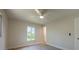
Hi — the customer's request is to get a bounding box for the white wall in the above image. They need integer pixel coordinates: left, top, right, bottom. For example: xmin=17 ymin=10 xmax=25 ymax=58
xmin=46 ymin=16 xmax=74 ymax=50
xmin=0 ymin=10 xmax=8 ymax=50
xmin=7 ymin=19 xmax=44 ymax=49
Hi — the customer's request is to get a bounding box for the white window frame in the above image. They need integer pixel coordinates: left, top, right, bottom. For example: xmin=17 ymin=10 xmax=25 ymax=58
xmin=27 ymin=26 xmax=35 ymax=41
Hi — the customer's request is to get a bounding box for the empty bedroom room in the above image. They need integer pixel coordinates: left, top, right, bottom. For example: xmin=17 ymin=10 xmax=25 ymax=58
xmin=0 ymin=9 xmax=79 ymax=50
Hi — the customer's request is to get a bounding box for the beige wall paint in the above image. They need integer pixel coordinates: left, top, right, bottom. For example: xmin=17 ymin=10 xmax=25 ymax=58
xmin=46 ymin=16 xmax=74 ymax=49
xmin=7 ymin=19 xmax=44 ymax=49
xmin=0 ymin=10 xmax=8 ymax=50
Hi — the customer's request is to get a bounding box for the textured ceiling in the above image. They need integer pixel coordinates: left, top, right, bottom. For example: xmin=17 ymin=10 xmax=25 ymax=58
xmin=5 ymin=9 xmax=79 ymax=25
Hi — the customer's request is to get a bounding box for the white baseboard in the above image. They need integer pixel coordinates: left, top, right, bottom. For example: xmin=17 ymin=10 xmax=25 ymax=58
xmin=46 ymin=43 xmax=70 ymax=50
xmin=8 ymin=42 xmax=42 ymax=49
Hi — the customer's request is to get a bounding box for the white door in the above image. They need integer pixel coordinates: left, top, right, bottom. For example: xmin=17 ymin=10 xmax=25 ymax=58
xmin=74 ymin=17 xmax=79 ymax=49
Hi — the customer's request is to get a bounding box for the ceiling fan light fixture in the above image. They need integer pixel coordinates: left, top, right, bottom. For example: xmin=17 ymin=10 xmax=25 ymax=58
xmin=40 ymin=15 xmax=44 ymax=19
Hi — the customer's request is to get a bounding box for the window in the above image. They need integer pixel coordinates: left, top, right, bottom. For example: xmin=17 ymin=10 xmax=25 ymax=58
xmin=27 ymin=26 xmax=35 ymax=41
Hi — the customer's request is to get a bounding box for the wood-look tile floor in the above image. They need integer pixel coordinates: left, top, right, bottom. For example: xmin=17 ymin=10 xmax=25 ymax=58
xmin=19 ymin=44 xmax=61 ymax=50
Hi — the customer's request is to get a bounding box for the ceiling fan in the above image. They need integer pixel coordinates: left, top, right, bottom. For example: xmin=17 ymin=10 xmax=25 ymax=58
xmin=35 ymin=9 xmax=45 ymax=19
